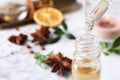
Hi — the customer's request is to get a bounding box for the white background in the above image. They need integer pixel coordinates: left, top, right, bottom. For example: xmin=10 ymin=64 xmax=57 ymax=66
xmin=0 ymin=0 xmax=120 ymax=80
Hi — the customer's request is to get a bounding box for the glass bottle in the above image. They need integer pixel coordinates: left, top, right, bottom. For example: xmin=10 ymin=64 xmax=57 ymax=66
xmin=72 ymin=34 xmax=101 ymax=80
xmin=0 ymin=0 xmax=28 ymax=22
xmin=86 ymin=0 xmax=112 ymax=30
xmin=38 ymin=0 xmax=54 ymax=7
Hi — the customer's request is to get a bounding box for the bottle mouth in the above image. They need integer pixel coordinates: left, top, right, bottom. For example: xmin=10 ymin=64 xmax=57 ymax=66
xmin=76 ymin=33 xmax=95 ymax=44
xmin=75 ymin=33 xmax=101 ymax=58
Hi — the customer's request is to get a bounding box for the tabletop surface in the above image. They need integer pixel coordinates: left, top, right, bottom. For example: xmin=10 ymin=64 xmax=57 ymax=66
xmin=0 ymin=0 xmax=120 ymax=80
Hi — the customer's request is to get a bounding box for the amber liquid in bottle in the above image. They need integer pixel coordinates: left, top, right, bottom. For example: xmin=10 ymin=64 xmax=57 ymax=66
xmin=72 ymin=62 xmax=100 ymax=80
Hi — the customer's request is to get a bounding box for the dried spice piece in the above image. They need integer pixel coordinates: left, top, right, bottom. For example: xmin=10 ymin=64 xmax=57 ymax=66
xmin=15 ymin=27 xmax=19 ymax=31
xmin=8 ymin=34 xmax=28 ymax=45
xmin=28 ymin=50 xmax=34 ymax=54
xmin=26 ymin=44 xmax=31 ymax=49
xmin=31 ymin=26 xmax=50 ymax=45
xmin=40 ymin=46 xmax=46 ymax=50
xmin=45 ymin=52 xmax=72 ymax=76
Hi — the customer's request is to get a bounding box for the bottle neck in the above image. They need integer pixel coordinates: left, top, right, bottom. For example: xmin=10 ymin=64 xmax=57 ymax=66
xmin=74 ymin=34 xmax=101 ymax=63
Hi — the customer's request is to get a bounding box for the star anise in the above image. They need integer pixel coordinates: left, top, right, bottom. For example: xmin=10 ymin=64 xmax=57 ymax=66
xmin=8 ymin=34 xmax=28 ymax=45
xmin=45 ymin=52 xmax=72 ymax=76
xmin=31 ymin=26 xmax=50 ymax=45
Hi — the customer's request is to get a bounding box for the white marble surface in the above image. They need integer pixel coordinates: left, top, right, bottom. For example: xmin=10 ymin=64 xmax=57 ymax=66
xmin=0 ymin=0 xmax=120 ymax=80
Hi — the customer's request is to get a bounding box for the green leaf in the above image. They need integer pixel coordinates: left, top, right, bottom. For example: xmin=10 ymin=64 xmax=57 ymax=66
xmin=36 ymin=59 xmax=42 ymax=65
xmin=34 ymin=53 xmax=48 ymax=65
xmin=50 ymin=37 xmax=61 ymax=43
xmin=54 ymin=27 xmax=64 ymax=36
xmin=44 ymin=56 xmax=49 ymax=61
xmin=112 ymin=36 xmax=120 ymax=48
xmin=48 ymin=51 xmax=54 ymax=56
xmin=62 ymin=21 xmax=68 ymax=31
xmin=65 ymin=33 xmax=76 ymax=39
xmin=108 ymin=48 xmax=114 ymax=52
xmin=102 ymin=42 xmax=109 ymax=49
xmin=101 ymin=36 xmax=120 ymax=56
xmin=34 ymin=53 xmax=41 ymax=59
xmin=103 ymin=52 xmax=109 ymax=56
xmin=34 ymin=52 xmax=55 ymax=65
xmin=112 ymin=48 xmax=120 ymax=55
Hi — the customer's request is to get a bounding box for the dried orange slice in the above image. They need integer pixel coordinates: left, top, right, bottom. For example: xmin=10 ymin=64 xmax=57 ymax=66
xmin=33 ymin=7 xmax=63 ymax=27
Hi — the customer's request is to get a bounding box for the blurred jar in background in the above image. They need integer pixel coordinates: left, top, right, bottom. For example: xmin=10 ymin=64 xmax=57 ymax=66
xmin=91 ymin=0 xmax=120 ymax=41
xmin=0 ymin=0 xmax=28 ymax=22
xmin=38 ymin=0 xmax=54 ymax=7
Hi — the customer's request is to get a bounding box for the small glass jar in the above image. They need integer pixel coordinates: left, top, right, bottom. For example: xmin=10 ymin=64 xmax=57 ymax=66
xmin=72 ymin=34 xmax=101 ymax=80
